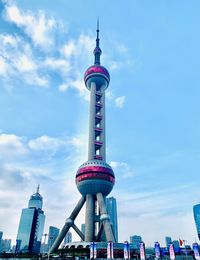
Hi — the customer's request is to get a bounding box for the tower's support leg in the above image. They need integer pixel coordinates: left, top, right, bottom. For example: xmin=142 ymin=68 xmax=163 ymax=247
xmin=48 ymin=196 xmax=86 ymax=255
xmin=96 ymin=193 xmax=115 ymax=242
xmin=96 ymin=223 xmax=103 ymax=241
xmin=85 ymin=194 xmax=95 ymax=241
xmin=72 ymin=223 xmax=85 ymax=241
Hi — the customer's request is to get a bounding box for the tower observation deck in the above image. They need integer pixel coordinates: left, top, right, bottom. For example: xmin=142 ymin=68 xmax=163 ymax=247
xmin=49 ymin=22 xmax=116 ymax=254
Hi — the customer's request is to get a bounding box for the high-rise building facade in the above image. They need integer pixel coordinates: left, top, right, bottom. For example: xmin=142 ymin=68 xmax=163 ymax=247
xmin=81 ymin=224 xmax=85 ymax=237
xmin=1 ymin=239 xmax=11 ymax=252
xmin=193 ymin=203 xmax=200 ymax=240
xmin=165 ymin=236 xmax=172 ymax=248
xmin=130 ymin=235 xmax=142 ymax=249
xmin=172 ymin=240 xmax=180 ymax=250
xmin=16 ymin=185 xmax=45 ymax=254
xmin=64 ymin=232 xmax=72 ymax=244
xmin=106 ymin=197 xmax=118 ymax=242
xmin=48 ymin=226 xmax=59 ymax=251
xmin=0 ymin=231 xmax=3 ymax=253
xmin=49 ymin=23 xmax=117 ymax=254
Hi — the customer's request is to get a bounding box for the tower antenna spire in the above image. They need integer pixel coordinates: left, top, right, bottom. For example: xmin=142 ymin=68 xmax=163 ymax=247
xmin=97 ymin=17 xmax=99 ymax=42
xmin=37 ymin=184 xmax=40 ymax=193
xmin=94 ymin=17 xmax=102 ymax=65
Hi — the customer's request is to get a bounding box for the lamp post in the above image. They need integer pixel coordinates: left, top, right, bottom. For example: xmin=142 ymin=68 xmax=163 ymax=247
xmin=42 ymin=233 xmax=49 ymax=257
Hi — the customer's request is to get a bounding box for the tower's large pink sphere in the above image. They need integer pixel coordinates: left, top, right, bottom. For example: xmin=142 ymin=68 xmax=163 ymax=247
xmin=76 ymin=160 xmax=115 ymax=196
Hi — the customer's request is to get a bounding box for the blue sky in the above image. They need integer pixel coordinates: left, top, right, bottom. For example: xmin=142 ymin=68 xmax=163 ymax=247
xmin=0 ymin=0 xmax=200 ymax=246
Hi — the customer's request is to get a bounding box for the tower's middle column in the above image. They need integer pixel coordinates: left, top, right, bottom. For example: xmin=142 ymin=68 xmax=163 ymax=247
xmin=88 ymin=82 xmax=96 ymax=160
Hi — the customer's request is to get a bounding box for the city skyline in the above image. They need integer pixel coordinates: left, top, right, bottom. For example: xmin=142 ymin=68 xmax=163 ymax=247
xmin=0 ymin=0 xmax=200 ymax=246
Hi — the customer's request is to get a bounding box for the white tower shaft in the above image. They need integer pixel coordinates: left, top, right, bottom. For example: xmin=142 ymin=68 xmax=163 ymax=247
xmin=88 ymin=83 xmax=106 ymax=161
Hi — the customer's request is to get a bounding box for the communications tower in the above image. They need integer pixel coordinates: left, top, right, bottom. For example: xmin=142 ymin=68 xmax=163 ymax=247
xmin=49 ymin=22 xmax=116 ymax=254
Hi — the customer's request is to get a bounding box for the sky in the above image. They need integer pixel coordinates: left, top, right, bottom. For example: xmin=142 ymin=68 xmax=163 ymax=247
xmin=0 ymin=0 xmax=200 ymax=247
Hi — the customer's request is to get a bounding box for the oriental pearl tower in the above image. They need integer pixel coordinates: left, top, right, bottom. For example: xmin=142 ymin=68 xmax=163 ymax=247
xmin=49 ymin=22 xmax=116 ymax=254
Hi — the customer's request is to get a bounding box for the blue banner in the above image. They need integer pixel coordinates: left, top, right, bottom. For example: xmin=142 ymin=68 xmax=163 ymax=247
xmin=193 ymin=243 xmax=200 ymax=260
xmin=154 ymin=242 xmax=161 ymax=259
xmin=124 ymin=241 xmax=130 ymax=259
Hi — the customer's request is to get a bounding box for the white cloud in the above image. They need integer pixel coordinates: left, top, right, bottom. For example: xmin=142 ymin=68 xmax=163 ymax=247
xmin=0 ymin=34 xmax=49 ymax=87
xmin=1 ymin=3 xmax=129 ymax=101
xmin=61 ymin=34 xmax=94 ymax=58
xmin=110 ymin=160 xmax=135 ymax=179
xmin=4 ymin=4 xmax=59 ymax=48
xmin=59 ymin=83 xmax=70 ymax=92
xmin=28 ymin=73 xmax=49 ymax=87
xmin=59 ymin=78 xmax=89 ymax=100
xmin=106 ymin=90 xmax=114 ymax=100
xmin=115 ymin=96 xmax=126 ymax=108
xmin=44 ymin=57 xmax=71 ymax=75
xmin=61 ymin=40 xmax=77 ymax=58
xmin=116 ymin=43 xmax=128 ymax=54
xmin=15 ymin=54 xmax=36 ymax=72
xmin=28 ymin=135 xmax=65 ymax=151
xmin=108 ymin=61 xmax=120 ymax=71
xmin=0 ymin=134 xmax=27 ymax=158
xmin=0 ymin=56 xmax=8 ymax=75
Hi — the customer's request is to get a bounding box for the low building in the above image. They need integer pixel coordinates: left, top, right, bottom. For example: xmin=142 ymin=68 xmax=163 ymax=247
xmin=130 ymin=235 xmax=142 ymax=249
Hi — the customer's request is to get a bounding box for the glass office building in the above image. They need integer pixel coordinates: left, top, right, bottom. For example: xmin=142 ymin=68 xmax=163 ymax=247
xmin=16 ymin=186 xmax=45 ymax=253
xmin=47 ymin=226 xmax=59 ymax=251
xmin=64 ymin=231 xmax=72 ymax=244
xmin=194 ymin=203 xmax=200 ymax=240
xmin=106 ymin=197 xmax=118 ymax=242
xmin=165 ymin=236 xmax=172 ymax=247
xmin=0 ymin=231 xmax=3 ymax=253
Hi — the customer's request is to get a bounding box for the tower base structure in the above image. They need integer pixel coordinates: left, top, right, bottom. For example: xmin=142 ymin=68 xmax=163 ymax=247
xmin=50 ymin=242 xmax=136 ymax=259
xmin=48 ymin=193 xmax=115 ymax=254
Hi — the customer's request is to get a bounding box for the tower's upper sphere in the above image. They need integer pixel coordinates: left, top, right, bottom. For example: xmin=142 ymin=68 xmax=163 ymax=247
xmin=84 ymin=65 xmax=110 ymax=91
xmin=76 ymin=160 xmax=115 ymax=196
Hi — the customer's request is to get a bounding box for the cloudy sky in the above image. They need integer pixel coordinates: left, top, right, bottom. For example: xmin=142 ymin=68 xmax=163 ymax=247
xmin=0 ymin=0 xmax=200 ymax=247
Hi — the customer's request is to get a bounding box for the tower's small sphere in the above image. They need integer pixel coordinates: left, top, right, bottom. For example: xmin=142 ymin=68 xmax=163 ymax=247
xmin=84 ymin=65 xmax=110 ymax=91
xmin=76 ymin=160 xmax=115 ymax=196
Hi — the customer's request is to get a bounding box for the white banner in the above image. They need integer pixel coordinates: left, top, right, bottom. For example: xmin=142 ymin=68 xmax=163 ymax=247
xmin=169 ymin=243 xmax=176 ymax=260
xmin=90 ymin=242 xmax=94 ymax=259
xmin=93 ymin=242 xmax=97 ymax=259
xmin=110 ymin=242 xmax=114 ymax=259
xmin=107 ymin=242 xmax=114 ymax=259
xmin=140 ymin=242 xmax=146 ymax=260
xmin=90 ymin=242 xmax=97 ymax=259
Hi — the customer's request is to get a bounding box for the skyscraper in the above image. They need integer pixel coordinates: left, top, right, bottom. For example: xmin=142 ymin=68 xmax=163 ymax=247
xmin=49 ymin=22 xmax=116 ymax=254
xmin=16 ymin=185 xmax=45 ymax=254
xmin=1 ymin=239 xmax=11 ymax=253
xmin=64 ymin=232 xmax=72 ymax=244
xmin=0 ymin=231 xmax=3 ymax=253
xmin=48 ymin=226 xmax=59 ymax=251
xmin=172 ymin=240 xmax=180 ymax=250
xmin=193 ymin=203 xmax=200 ymax=240
xmin=81 ymin=224 xmax=85 ymax=237
xmin=106 ymin=197 xmax=118 ymax=242
xmin=165 ymin=236 xmax=172 ymax=248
